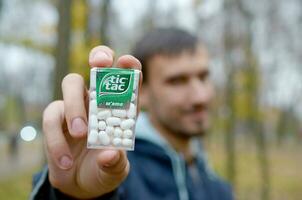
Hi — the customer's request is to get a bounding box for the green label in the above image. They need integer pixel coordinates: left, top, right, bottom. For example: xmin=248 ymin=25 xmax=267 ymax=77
xmin=96 ymin=68 xmax=134 ymax=109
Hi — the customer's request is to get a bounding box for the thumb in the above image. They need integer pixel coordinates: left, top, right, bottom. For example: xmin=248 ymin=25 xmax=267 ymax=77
xmin=97 ymin=150 xmax=130 ymax=176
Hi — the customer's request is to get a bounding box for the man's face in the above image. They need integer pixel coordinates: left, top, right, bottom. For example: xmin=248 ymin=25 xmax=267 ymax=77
xmin=143 ymin=47 xmax=214 ymax=138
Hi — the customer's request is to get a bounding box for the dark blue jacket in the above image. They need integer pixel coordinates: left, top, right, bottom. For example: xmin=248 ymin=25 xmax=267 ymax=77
xmin=30 ymin=113 xmax=233 ymax=200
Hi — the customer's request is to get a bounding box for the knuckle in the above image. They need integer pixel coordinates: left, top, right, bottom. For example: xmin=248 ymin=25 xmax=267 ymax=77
xmin=42 ymin=101 xmax=63 ymax=132
xmin=49 ymin=174 xmax=62 ymax=189
xmin=47 ymin=139 xmax=65 ymax=155
xmin=42 ymin=115 xmax=55 ymax=132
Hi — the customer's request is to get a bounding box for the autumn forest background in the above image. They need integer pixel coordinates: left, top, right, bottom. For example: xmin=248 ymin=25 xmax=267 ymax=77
xmin=0 ymin=0 xmax=301 ymax=199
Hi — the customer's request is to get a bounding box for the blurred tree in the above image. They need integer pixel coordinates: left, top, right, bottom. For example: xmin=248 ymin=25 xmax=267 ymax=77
xmin=223 ymin=0 xmax=238 ymax=188
xmin=245 ymin=54 xmax=270 ymax=200
xmin=276 ymin=108 xmax=299 ymax=145
xmin=236 ymin=0 xmax=270 ymax=198
xmin=144 ymin=0 xmax=157 ymax=29
xmin=69 ymin=0 xmax=90 ymax=82
xmin=68 ymin=0 xmax=114 ymax=84
xmin=222 ymin=0 xmax=271 ymax=198
xmin=3 ymin=94 xmax=25 ymax=160
xmin=3 ymin=95 xmax=25 ymax=133
xmin=0 ymin=0 xmax=2 ymax=15
xmin=53 ymin=0 xmax=72 ymax=100
xmin=100 ymin=0 xmax=111 ymax=46
xmin=131 ymin=0 xmax=157 ymax=34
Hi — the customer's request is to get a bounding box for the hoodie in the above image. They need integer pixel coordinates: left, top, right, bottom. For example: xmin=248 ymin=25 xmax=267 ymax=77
xmin=30 ymin=112 xmax=233 ymax=200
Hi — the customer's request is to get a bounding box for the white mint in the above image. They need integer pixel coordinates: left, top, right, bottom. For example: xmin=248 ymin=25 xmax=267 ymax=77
xmin=123 ymin=129 xmax=133 ymax=138
xmin=99 ymin=131 xmax=110 ymax=145
xmin=127 ymin=103 xmax=136 ymax=119
xmin=133 ymin=72 xmax=139 ymax=90
xmin=88 ymin=130 xmax=98 ymax=144
xmin=121 ymin=119 xmax=135 ymax=130
xmin=89 ymin=115 xmax=98 ymax=130
xmin=106 ymin=117 xmax=122 ymax=126
xmin=131 ymin=93 xmax=136 ymax=102
xmin=122 ymin=138 xmax=133 ymax=147
xmin=89 ymin=100 xmax=98 ymax=114
xmin=112 ymin=138 xmax=122 ymax=146
xmin=105 ymin=126 xmax=114 ymax=135
xmin=114 ymin=127 xmax=123 ymax=137
xmin=90 ymin=91 xmax=96 ymax=99
xmin=112 ymin=109 xmax=127 ymax=118
xmin=97 ymin=109 xmax=111 ymax=120
xmin=90 ymin=70 xmax=96 ymax=89
xmin=98 ymin=121 xmax=106 ymax=130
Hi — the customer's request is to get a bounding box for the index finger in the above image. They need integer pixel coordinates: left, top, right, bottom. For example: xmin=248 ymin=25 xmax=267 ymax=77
xmin=62 ymin=73 xmax=88 ymax=138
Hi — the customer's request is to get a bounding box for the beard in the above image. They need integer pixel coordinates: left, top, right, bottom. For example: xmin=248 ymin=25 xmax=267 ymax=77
xmin=153 ymin=108 xmax=207 ymax=140
xmin=147 ymin=90 xmax=209 ymax=140
xmin=164 ymin=119 xmax=206 ymax=139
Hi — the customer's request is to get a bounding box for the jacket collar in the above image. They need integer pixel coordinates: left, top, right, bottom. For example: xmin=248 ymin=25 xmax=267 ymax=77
xmin=135 ymin=112 xmax=218 ymax=180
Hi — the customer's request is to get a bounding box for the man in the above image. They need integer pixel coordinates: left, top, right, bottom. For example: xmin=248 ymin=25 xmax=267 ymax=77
xmin=31 ymin=27 xmax=233 ymax=200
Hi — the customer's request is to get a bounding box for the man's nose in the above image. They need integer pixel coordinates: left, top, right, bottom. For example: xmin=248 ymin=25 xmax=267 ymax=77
xmin=188 ymin=79 xmax=213 ymax=104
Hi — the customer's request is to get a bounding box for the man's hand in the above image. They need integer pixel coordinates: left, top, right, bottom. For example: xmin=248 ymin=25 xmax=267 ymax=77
xmin=43 ymin=46 xmax=142 ymax=199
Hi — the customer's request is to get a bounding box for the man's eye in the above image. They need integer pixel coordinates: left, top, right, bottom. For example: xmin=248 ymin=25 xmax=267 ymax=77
xmin=199 ymin=71 xmax=210 ymax=82
xmin=167 ymin=76 xmax=188 ymax=85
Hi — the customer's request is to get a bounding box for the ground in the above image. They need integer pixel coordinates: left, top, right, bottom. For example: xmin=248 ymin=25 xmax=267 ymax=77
xmin=0 ymin=135 xmax=301 ymax=200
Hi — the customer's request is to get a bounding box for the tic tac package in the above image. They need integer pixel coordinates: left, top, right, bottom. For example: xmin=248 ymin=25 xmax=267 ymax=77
xmin=87 ymin=67 xmax=140 ymax=150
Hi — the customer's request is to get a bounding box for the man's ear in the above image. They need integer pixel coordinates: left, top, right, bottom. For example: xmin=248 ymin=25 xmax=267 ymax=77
xmin=139 ymin=84 xmax=150 ymax=110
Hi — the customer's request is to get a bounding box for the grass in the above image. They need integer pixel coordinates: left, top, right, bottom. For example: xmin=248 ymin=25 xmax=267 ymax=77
xmin=206 ymin=134 xmax=302 ymax=200
xmin=0 ymin=167 xmax=39 ymax=200
xmin=0 ymin=138 xmax=43 ymax=200
xmin=0 ymin=136 xmax=301 ymax=199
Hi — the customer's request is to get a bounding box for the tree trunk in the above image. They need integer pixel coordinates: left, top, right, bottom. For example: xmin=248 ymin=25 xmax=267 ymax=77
xmin=53 ymin=0 xmax=72 ymax=100
xmin=236 ymin=0 xmax=271 ymax=199
xmin=223 ymin=0 xmax=238 ymax=188
xmin=100 ymin=0 xmax=111 ymax=45
xmin=0 ymin=0 xmax=2 ymax=16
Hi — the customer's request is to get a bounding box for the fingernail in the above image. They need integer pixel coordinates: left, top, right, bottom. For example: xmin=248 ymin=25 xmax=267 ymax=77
xmin=93 ymin=51 xmax=110 ymax=61
xmin=59 ymin=155 xmax=73 ymax=170
xmin=71 ymin=117 xmax=87 ymax=136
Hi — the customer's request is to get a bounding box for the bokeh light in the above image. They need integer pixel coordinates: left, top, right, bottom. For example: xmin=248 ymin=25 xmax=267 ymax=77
xmin=20 ymin=126 xmax=37 ymax=142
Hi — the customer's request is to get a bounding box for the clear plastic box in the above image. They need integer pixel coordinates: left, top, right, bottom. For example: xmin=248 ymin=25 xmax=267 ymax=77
xmin=87 ymin=67 xmax=140 ymax=150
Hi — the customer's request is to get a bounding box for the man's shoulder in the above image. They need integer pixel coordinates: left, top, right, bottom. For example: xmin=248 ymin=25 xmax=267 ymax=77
xmin=207 ymin=175 xmax=234 ymax=200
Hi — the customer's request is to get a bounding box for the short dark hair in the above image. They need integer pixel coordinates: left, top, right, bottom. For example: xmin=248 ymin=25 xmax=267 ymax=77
xmin=132 ymin=27 xmax=199 ymax=83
